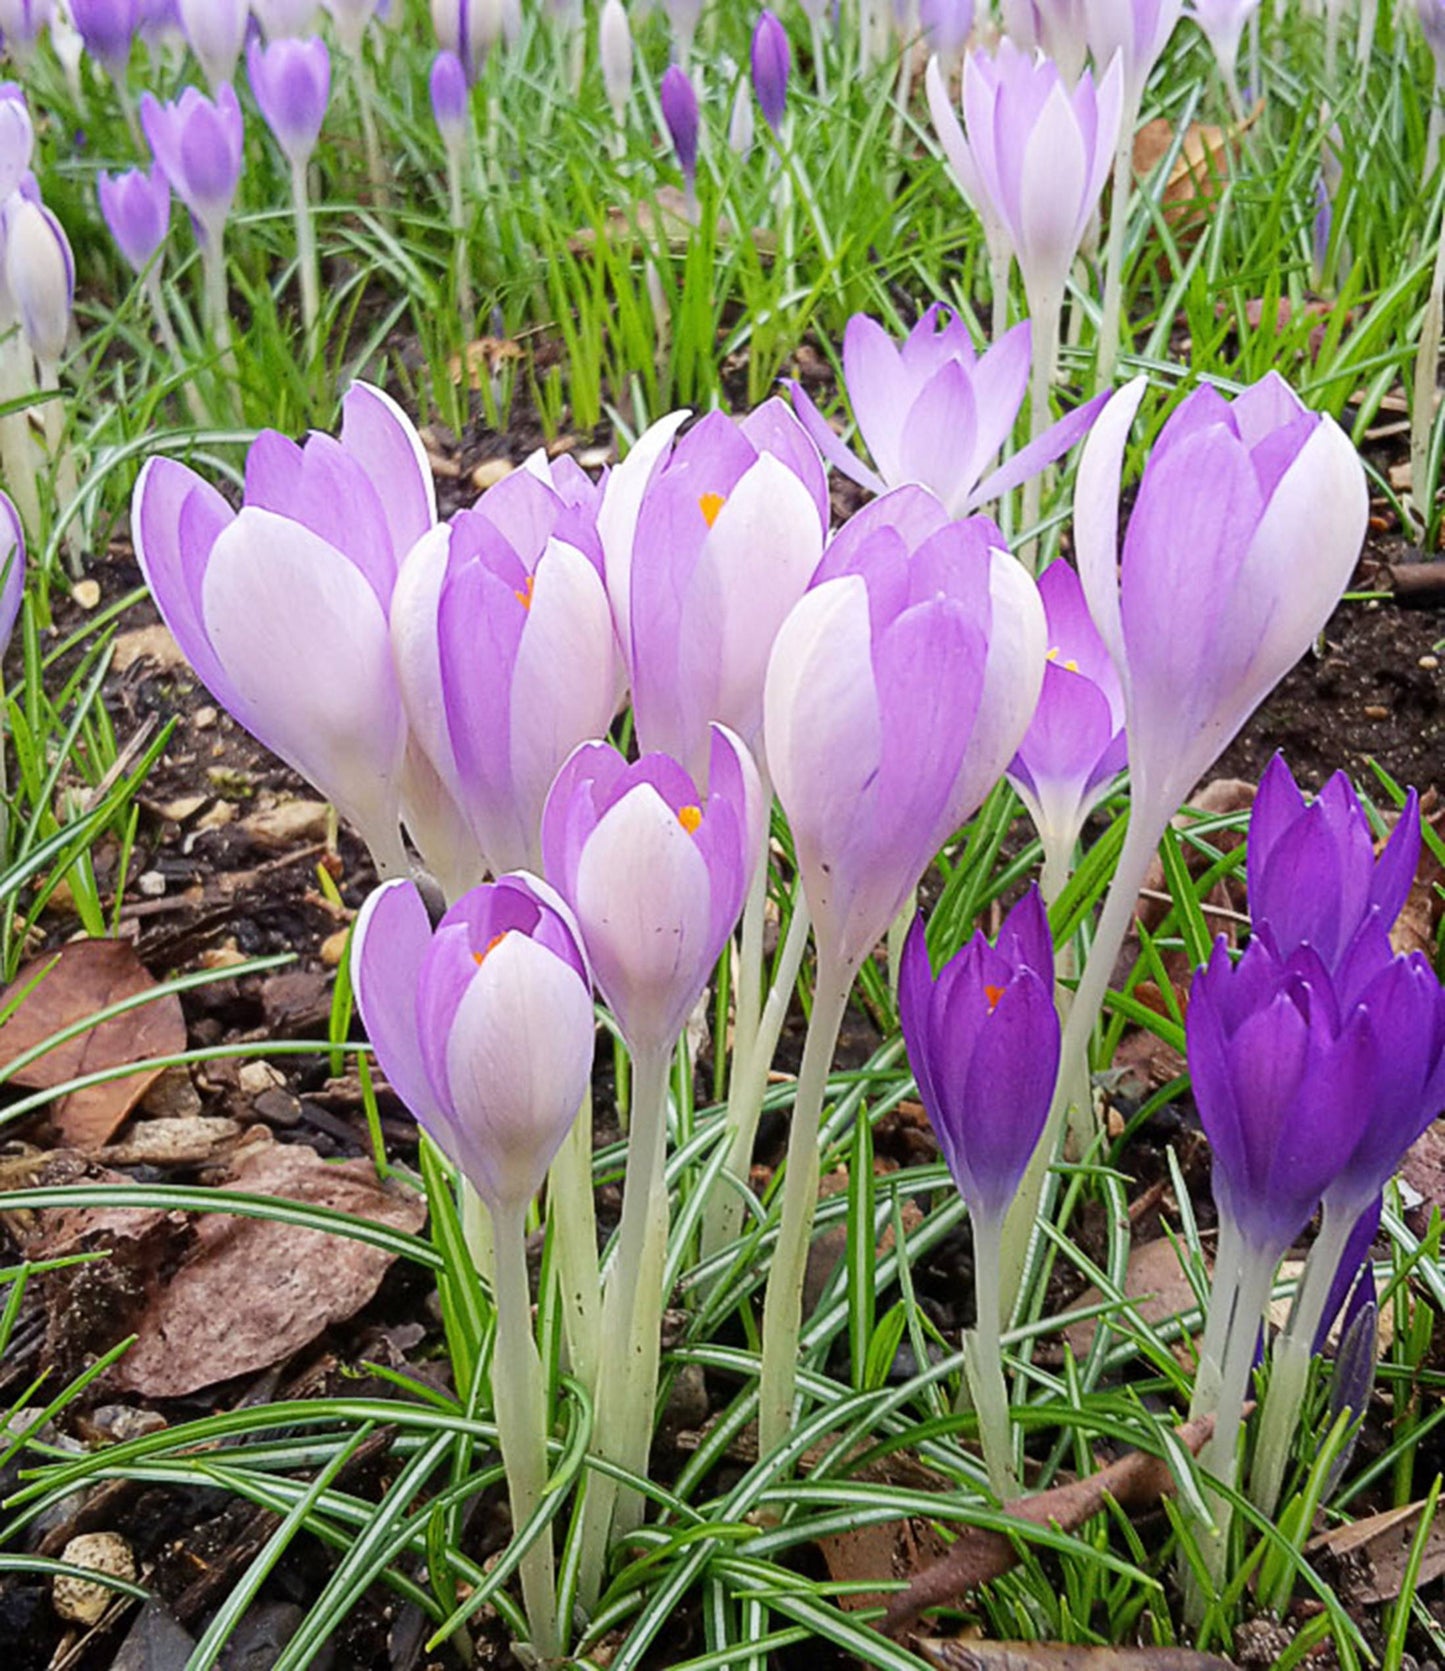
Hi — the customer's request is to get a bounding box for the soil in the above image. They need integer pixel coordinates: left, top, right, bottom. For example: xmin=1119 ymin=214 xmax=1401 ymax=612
xmin=1 ymin=384 xmax=1444 ymax=1671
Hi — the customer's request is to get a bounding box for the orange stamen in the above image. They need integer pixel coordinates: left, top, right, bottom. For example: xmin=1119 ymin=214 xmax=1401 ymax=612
xmin=514 ymin=574 xmax=535 ymax=610
xmin=473 ymin=931 xmax=510 ymax=966
xmin=678 ymin=804 xmax=703 ymax=834
xmin=699 ymin=491 xmax=726 ymax=529
xmin=984 ymin=983 xmax=1006 ymax=1011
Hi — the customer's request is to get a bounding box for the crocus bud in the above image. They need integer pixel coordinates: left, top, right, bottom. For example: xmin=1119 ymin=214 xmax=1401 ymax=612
xmin=660 ymin=63 xmax=698 ymax=196
xmin=1074 ymin=374 xmax=1368 ymax=844
xmin=1421 ymin=0 xmax=1445 ymax=84
xmin=542 ymin=727 xmax=763 ymax=1057
xmin=0 ymin=0 xmax=54 ymax=67
xmin=252 ymin=0 xmax=319 ymax=37
xmin=1187 ymin=0 xmax=1262 ymax=104
xmin=131 ymin=383 xmax=439 ymax=877
xmin=728 ymin=74 xmax=754 ymax=158
xmin=900 ymin=890 xmax=1060 ymax=1226
xmin=1084 ymin=0 xmax=1183 ymax=112
xmin=0 ymin=490 xmax=24 ymax=657
xmin=97 ymin=165 xmax=171 ymax=273
xmin=140 ymin=81 xmax=245 ymax=249
xmin=789 ymin=307 xmax=1105 ymax=518
xmin=599 ymin=0 xmax=632 ymax=127
xmin=429 ymin=48 xmax=468 ymax=148
xmin=247 ymin=33 xmax=332 ymax=168
xmin=0 ymin=88 xmax=32 ymax=202
xmin=4 ymin=198 xmax=72 ymax=366
xmin=663 ymin=0 xmax=702 ymax=61
xmin=919 ymin=0 xmax=974 ymax=60
xmin=70 ymin=0 xmax=138 ymax=77
xmin=750 ymin=8 xmax=789 ymax=135
xmin=1247 ymin=754 xmax=1420 ymax=974
xmin=352 ymin=875 xmax=595 ymax=1211
xmin=1003 ymin=0 xmax=1089 ymax=80
xmin=323 ymin=0 xmax=380 ymax=57
xmin=177 ymin=0 xmax=247 ymax=89
xmin=430 ymin=0 xmax=502 ymax=82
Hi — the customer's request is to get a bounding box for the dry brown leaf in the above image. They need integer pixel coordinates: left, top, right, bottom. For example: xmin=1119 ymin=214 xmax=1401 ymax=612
xmin=1400 ymin=1121 xmax=1445 ymax=1215
xmin=0 ymin=940 xmax=187 ymax=1148
xmin=1132 ymin=105 xmax=1260 ymax=252
xmin=882 ymin=1415 xmax=1215 ymax=1636
xmin=1307 ymin=1498 xmax=1445 ymax=1607
xmin=111 ymin=1139 xmax=426 ymax=1396
xmin=1061 ymin=1234 xmax=1204 ymax=1364
xmin=818 ymin=1516 xmax=951 ymax=1614
xmin=919 ymin=1643 xmax=1232 ymax=1671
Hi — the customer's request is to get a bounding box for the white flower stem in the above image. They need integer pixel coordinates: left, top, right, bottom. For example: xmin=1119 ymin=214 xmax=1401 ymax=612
xmin=1020 ymin=282 xmax=1062 ymax=573
xmin=445 ymin=140 xmax=474 ymax=333
xmin=37 ymin=357 xmax=80 ymax=576
xmin=0 ymin=329 xmax=38 ymax=539
xmin=758 ymin=947 xmax=856 ymax=1458
xmin=547 ymin=1088 xmax=601 ymax=1394
xmin=965 ymin=1211 xmax=1020 ymax=1499
xmin=1410 ymin=177 xmax=1445 ymax=535
xmin=489 ymin=1199 xmax=561 ymax=1661
xmin=290 ymin=162 xmax=320 ymax=348
xmin=989 ymin=237 xmax=1012 ymax=344
xmin=1096 ymin=100 xmax=1140 ymax=392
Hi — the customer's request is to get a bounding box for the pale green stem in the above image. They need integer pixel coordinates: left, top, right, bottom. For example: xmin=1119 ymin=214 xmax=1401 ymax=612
xmin=758 ymin=949 xmax=856 ymax=1459
xmin=461 ymin=1178 xmax=495 ymax=1291
xmin=445 ymin=139 xmax=474 ymax=332
xmin=290 ymin=162 xmax=319 ymax=346
xmin=700 ymin=892 xmax=812 ymax=1266
xmin=964 ymin=1210 xmax=1020 ymax=1499
xmin=37 ymin=359 xmax=80 ymax=577
xmin=1096 ymin=97 xmax=1141 ymax=392
xmin=1357 ymin=0 xmax=1378 ymax=67
xmin=886 ymin=894 xmax=913 ymax=1005
xmin=201 ymin=235 xmax=235 ymax=395
xmin=366 ymin=818 xmax=413 ymax=883
xmin=1249 ymin=1201 xmax=1355 ymax=1517
xmin=1410 ymin=180 xmax=1445 ymax=535
xmin=351 ymin=47 xmax=390 ymax=219
xmin=547 ymin=1089 xmax=601 ymax=1394
xmin=989 ymin=236 xmax=1012 ymax=345
xmin=811 ymin=16 xmax=828 ymax=101
xmin=0 ymin=330 xmax=40 ymax=540
xmin=1190 ymin=1211 xmax=1245 ymax=1430
xmin=1019 ymin=282 xmax=1062 ymax=573
xmin=730 ymin=844 xmax=770 ymax=1101
xmin=142 ymin=268 xmax=207 ymax=425
xmin=489 ymin=1199 xmax=560 ymax=1661
xmin=1324 ymin=4 xmax=1340 ymax=89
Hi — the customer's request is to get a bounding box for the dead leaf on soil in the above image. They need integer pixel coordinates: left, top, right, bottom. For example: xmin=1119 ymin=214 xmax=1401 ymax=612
xmin=111 ymin=1138 xmax=426 ymax=1397
xmin=1307 ymin=1498 xmax=1445 ymax=1607
xmin=818 ymin=1516 xmax=951 ymax=1614
xmin=1399 ymin=1120 xmax=1445 ymax=1215
xmin=1132 ymin=106 xmax=1260 ymax=252
xmin=918 ymin=1643 xmax=1232 ymax=1671
xmin=0 ymin=940 xmax=186 ymax=1148
xmin=1061 ymin=1233 xmax=1205 ymax=1364
xmin=882 ymin=1414 xmax=1215 ymax=1636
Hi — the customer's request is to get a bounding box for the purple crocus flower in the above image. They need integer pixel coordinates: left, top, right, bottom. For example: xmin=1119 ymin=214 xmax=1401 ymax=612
xmin=131 ymin=383 xmax=440 ymax=879
xmin=920 ymin=0 xmax=975 ymax=60
xmin=352 ymin=874 xmax=595 ymax=1210
xmin=140 ymin=81 xmax=245 ymax=249
xmin=1247 ymin=754 xmax=1420 ymax=974
xmin=253 ymin=0 xmax=319 ymax=36
xmin=176 ymin=0 xmax=246 ymax=89
xmin=750 ymin=9 xmax=789 ymax=135
xmin=599 ymin=400 xmax=828 ymax=784
xmin=789 ymin=308 xmax=1105 ymax=519
xmin=389 ymin=457 xmax=620 ymax=882
xmin=248 ymin=33 xmax=332 ymax=168
xmin=1006 ymin=559 xmax=1126 ymax=897
xmin=1085 ymin=0 xmax=1184 ymax=110
xmin=765 ymin=492 xmax=1045 ymax=974
xmin=430 ymin=0 xmax=502 ymax=82
xmin=98 ymin=166 xmax=171 ymax=273
xmin=0 ymin=490 xmax=25 ymax=656
xmin=1186 ymin=0 xmax=1262 ymax=107
xmin=429 ymin=47 xmax=469 ymax=145
xmin=660 ymin=64 xmax=699 ymax=198
xmin=541 ymin=726 xmax=763 ymax=1057
xmin=70 ymin=0 xmax=138 ymax=76
xmin=899 ymin=889 xmax=1060 ymax=1225
xmin=927 ymin=39 xmax=1122 ymax=318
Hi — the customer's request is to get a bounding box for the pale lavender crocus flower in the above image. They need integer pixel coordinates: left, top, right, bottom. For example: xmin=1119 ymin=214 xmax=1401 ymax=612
xmin=0 ymin=78 xmax=30 ymax=198
xmin=660 ymin=63 xmax=699 ymax=214
xmin=1186 ymin=0 xmax=1262 ymax=115
xmin=430 ymin=0 xmax=501 ymax=81
xmin=176 ymin=0 xmax=246 ymax=89
xmin=600 ymin=400 xmax=828 ymax=784
xmin=140 ymin=81 xmax=244 ymax=250
xmin=131 ymin=383 xmax=446 ymax=882
xmin=599 ymin=0 xmax=632 ymax=130
xmin=70 ymin=0 xmax=137 ymax=77
xmin=248 ymin=33 xmax=331 ymax=168
xmin=1085 ymin=0 xmax=1182 ymax=109
xmin=0 ymin=489 xmax=25 ymax=655
xmin=98 ymin=166 xmax=170 ymax=272
xmin=663 ymin=0 xmax=703 ymax=63
xmin=789 ymin=307 xmax=1105 ymax=520
xmin=1002 ymin=0 xmax=1089 ymax=80
xmin=252 ymin=0 xmax=320 ymax=37
xmin=1006 ymin=558 xmax=1126 ymax=901
xmin=920 ymin=0 xmax=974 ymax=65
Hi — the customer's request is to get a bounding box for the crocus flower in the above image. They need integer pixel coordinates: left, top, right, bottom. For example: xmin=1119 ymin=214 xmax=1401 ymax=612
xmin=1075 ymin=375 xmax=1368 ymax=843
xmin=920 ymin=0 xmax=974 ymax=61
xmin=1006 ymin=559 xmax=1126 ymax=898
xmin=177 ymin=0 xmax=246 ymax=88
xmin=4 ymin=199 xmax=72 ymax=367
xmin=900 ymin=889 xmax=1060 ymax=1226
xmin=1084 ymin=0 xmax=1183 ymax=110
xmin=390 ymin=457 xmax=620 ymax=880
xmin=600 ymin=401 xmax=828 ymax=784
xmin=1186 ymin=0 xmax=1262 ymax=110
xmin=663 ymin=0 xmax=703 ymax=62
xmin=248 ymin=33 xmax=332 ymax=168
xmin=70 ymin=0 xmax=137 ymax=76
xmin=928 ymin=39 xmax=1122 ymax=320
xmin=765 ymin=492 xmax=1045 ymax=974
xmin=252 ymin=0 xmax=319 ymax=36
xmin=430 ymin=0 xmax=502 ymax=81
xmin=0 ymin=489 xmax=24 ymax=655
xmin=429 ymin=47 xmax=468 ymax=145
xmin=131 ymin=383 xmax=440 ymax=879
xmin=140 ymin=82 xmax=245 ymax=249
xmin=789 ymin=308 xmax=1104 ymax=519
xmin=0 ymin=0 xmax=53 ymax=66
xmin=323 ymin=0 xmax=380 ymax=56
xmin=660 ymin=63 xmax=699 ymax=205
xmin=599 ymin=0 xmax=632 ymax=127
xmin=98 ymin=166 xmax=171 ymax=273
xmin=0 ymin=84 xmax=30 ymax=200
xmin=1002 ymin=0 xmax=1089 ymax=80
xmin=750 ymin=8 xmax=789 ymax=135
xmin=541 ymin=726 xmax=763 ymax=1058
xmin=352 ymin=874 xmax=594 ymax=1211
xmin=1247 ymin=754 xmax=1420 ymax=974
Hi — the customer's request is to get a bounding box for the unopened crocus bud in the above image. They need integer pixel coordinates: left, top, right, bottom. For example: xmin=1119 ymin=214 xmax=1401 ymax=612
xmin=97 ymin=165 xmax=171 ymax=272
xmin=728 ymin=74 xmax=753 ymax=157
xmin=660 ymin=63 xmax=698 ymax=195
xmin=430 ymin=0 xmax=502 ymax=82
xmin=1187 ymin=0 xmax=1262 ymax=107
xmin=750 ymin=8 xmax=789 ymax=134
xmin=920 ymin=0 xmax=974 ymax=59
xmin=323 ymin=0 xmax=380 ymax=56
xmin=4 ymin=198 xmax=72 ymax=365
xmin=70 ymin=0 xmax=138 ymax=76
xmin=140 ymin=82 xmax=245 ymax=248
xmin=429 ymin=48 xmax=468 ymax=147
xmin=248 ymin=33 xmax=331 ymax=168
xmin=663 ymin=0 xmax=702 ymax=60
xmin=1003 ymin=0 xmax=1089 ymax=80
xmin=177 ymin=0 xmax=246 ymax=89
xmin=0 ymin=88 xmax=31 ymax=202
xmin=599 ymin=0 xmax=632 ymax=127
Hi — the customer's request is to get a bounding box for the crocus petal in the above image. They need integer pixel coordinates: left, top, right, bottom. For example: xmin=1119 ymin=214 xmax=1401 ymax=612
xmin=1074 ymin=376 xmax=1147 ymax=686
xmin=339 ymin=381 xmax=438 ymax=561
xmin=786 ymin=380 xmax=887 ymax=497
xmin=352 ymin=879 xmax=450 ymax=1129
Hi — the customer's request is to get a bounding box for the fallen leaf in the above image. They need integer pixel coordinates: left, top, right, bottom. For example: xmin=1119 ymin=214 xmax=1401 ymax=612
xmin=1307 ymin=1498 xmax=1445 ymax=1607
xmin=1132 ymin=106 xmax=1260 ymax=255
xmin=111 ymin=1139 xmax=426 ymax=1397
xmin=1399 ymin=1121 xmax=1445 ymax=1215
xmin=818 ymin=1517 xmax=950 ymax=1614
xmin=0 ymin=941 xmax=187 ymax=1148
xmin=919 ymin=1644 xmax=1232 ymax=1671
xmin=1061 ymin=1234 xmax=1204 ymax=1363
xmin=882 ymin=1415 xmax=1215 ymax=1636
xmin=96 ymin=1116 xmax=244 ymax=1169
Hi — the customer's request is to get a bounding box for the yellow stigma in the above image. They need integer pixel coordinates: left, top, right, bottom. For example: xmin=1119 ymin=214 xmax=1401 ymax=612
xmin=1045 ymin=646 xmax=1080 ymax=673
xmin=473 ymin=931 xmax=509 ymax=966
xmin=678 ymin=804 xmax=703 ymax=834
xmin=698 ymin=491 xmax=726 ymax=529
xmin=984 ymin=982 xmax=1006 ymax=1012
xmin=514 ymin=573 xmax=535 ymax=610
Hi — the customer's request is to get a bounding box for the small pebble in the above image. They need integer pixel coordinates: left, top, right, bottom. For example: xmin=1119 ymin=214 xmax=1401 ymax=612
xmin=239 ymin=1060 xmax=286 ymax=1098
xmin=193 ymin=706 xmax=217 ymax=730
xmin=136 ymin=871 xmax=166 ymax=898
xmin=1363 ymin=704 xmax=1389 ymax=720
xmin=1420 ymin=655 xmax=1439 ymax=671
xmin=53 ymin=1532 xmax=135 ymax=1626
xmin=71 ymin=579 xmax=101 ymax=610
xmin=471 ymin=457 xmax=514 ymax=491
xmin=320 ymin=928 xmax=349 ymax=967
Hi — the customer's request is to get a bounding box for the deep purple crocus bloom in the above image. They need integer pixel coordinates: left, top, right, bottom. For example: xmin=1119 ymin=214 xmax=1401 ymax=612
xmin=140 ymin=81 xmax=245 ymax=248
xmin=1247 ymin=754 xmax=1420 ymax=974
xmin=750 ymin=9 xmax=789 ymax=135
xmin=70 ymin=0 xmax=138 ymax=76
xmin=1006 ymin=559 xmax=1126 ymax=892
xmin=541 ymin=726 xmax=763 ymax=1057
xmin=98 ymin=166 xmax=172 ymax=273
xmin=352 ymin=874 xmax=595 ymax=1210
xmin=789 ymin=307 xmax=1104 ymax=519
xmin=429 ymin=47 xmax=468 ymax=146
xmin=248 ymin=33 xmax=331 ymax=168
xmin=1187 ymin=937 xmax=1373 ymax=1263
xmin=660 ymin=64 xmax=699 ymax=195
xmin=599 ymin=400 xmax=828 ymax=784
xmin=899 ymin=889 xmax=1060 ymax=1226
